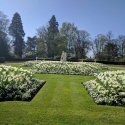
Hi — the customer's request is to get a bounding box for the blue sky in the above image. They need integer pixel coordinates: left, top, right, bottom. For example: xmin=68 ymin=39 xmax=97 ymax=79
xmin=1 ymin=0 xmax=125 ymax=41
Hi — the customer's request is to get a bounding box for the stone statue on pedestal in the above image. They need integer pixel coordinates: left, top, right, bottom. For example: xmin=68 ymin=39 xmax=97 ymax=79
xmin=60 ymin=51 xmax=67 ymax=62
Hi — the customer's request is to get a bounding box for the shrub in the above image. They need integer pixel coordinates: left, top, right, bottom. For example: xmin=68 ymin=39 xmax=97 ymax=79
xmin=0 ymin=57 xmax=5 ymax=63
xmin=67 ymin=56 xmax=78 ymax=62
xmin=54 ymin=56 xmax=61 ymax=61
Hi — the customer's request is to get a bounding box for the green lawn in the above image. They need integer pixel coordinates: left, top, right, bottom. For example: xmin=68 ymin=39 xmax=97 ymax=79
xmin=0 ymin=64 xmax=125 ymax=125
xmin=7 ymin=63 xmax=31 ymax=70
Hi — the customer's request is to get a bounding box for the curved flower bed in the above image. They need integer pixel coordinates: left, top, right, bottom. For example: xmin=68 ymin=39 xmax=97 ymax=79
xmin=82 ymin=70 xmax=125 ymax=106
xmin=0 ymin=65 xmax=46 ymax=101
xmin=22 ymin=60 xmax=42 ymax=67
xmin=22 ymin=61 xmax=109 ymax=75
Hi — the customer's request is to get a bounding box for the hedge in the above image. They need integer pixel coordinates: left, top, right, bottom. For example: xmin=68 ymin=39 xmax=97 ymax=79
xmin=0 ymin=57 xmax=5 ymax=63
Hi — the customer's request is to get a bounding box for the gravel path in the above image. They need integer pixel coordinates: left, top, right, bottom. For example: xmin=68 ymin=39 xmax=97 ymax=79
xmin=108 ymin=65 xmax=125 ymax=70
xmin=0 ymin=62 xmax=23 ymax=65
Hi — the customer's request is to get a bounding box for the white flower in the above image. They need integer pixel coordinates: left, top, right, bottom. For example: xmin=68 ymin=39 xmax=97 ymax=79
xmin=119 ymin=92 xmax=125 ymax=97
xmin=2 ymin=71 xmax=6 ymax=75
xmin=122 ymin=98 xmax=125 ymax=104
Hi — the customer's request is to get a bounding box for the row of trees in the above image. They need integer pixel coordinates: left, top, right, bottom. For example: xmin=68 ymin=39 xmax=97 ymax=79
xmin=35 ymin=20 xmax=91 ymax=59
xmin=93 ymin=32 xmax=125 ymax=61
xmin=0 ymin=11 xmax=25 ymax=58
xmin=32 ymin=19 xmax=125 ymax=61
xmin=1 ymin=10 xmax=125 ymax=61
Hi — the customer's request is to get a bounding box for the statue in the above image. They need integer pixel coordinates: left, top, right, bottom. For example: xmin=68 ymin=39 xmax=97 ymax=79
xmin=60 ymin=51 xmax=67 ymax=62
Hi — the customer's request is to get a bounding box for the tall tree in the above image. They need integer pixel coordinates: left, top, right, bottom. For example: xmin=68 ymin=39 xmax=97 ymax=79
xmin=0 ymin=11 xmax=9 ymax=33
xmin=54 ymin=34 xmax=67 ymax=56
xmin=36 ymin=25 xmax=49 ymax=57
xmin=74 ymin=30 xmax=91 ymax=58
xmin=117 ymin=35 xmax=125 ymax=59
xmin=105 ymin=31 xmax=114 ymax=61
xmin=92 ymin=34 xmax=107 ymax=60
xmin=0 ymin=32 xmax=9 ymax=57
xmin=47 ymin=15 xmax=59 ymax=57
xmin=59 ymin=22 xmax=77 ymax=56
xmin=36 ymin=37 xmax=46 ymax=57
xmin=25 ymin=36 xmax=37 ymax=57
xmin=36 ymin=25 xmax=48 ymax=39
xmin=103 ymin=42 xmax=119 ymax=61
xmin=0 ymin=11 xmax=10 ymax=57
xmin=9 ymin=12 xmax=25 ymax=58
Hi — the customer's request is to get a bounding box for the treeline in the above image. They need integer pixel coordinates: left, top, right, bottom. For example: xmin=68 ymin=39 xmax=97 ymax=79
xmin=0 ymin=11 xmax=125 ymax=61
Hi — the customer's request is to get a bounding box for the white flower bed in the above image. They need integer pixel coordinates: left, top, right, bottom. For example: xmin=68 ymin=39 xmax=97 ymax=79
xmin=83 ymin=70 xmax=125 ymax=106
xmin=22 ymin=61 xmax=109 ymax=75
xmin=22 ymin=60 xmax=42 ymax=67
xmin=0 ymin=65 xmax=45 ymax=101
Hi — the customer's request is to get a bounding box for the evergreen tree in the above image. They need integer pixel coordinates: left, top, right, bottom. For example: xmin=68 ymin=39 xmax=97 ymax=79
xmin=47 ymin=15 xmax=59 ymax=58
xmin=9 ymin=12 xmax=25 ymax=58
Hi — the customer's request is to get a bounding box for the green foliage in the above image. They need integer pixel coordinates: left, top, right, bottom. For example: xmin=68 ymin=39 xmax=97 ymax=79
xmin=68 ymin=56 xmax=78 ymax=60
xmin=0 ymin=65 xmax=45 ymax=101
xmin=59 ymin=22 xmax=77 ymax=56
xmin=103 ymin=42 xmax=119 ymax=61
xmin=75 ymin=30 xmax=91 ymax=58
xmin=53 ymin=35 xmax=68 ymax=56
xmin=0 ymin=57 xmax=5 ymax=63
xmin=93 ymin=31 xmax=125 ymax=61
xmin=0 ymin=34 xmax=9 ymax=57
xmin=83 ymin=70 xmax=125 ymax=106
xmin=54 ymin=55 xmax=61 ymax=60
xmin=36 ymin=20 xmax=91 ymax=59
xmin=9 ymin=12 xmax=25 ymax=58
xmin=0 ymin=11 xmax=10 ymax=58
xmin=67 ymin=56 xmax=78 ymax=62
xmin=93 ymin=34 xmax=107 ymax=60
xmin=25 ymin=36 xmax=37 ymax=57
xmin=0 ymin=11 xmax=9 ymax=32
xmin=117 ymin=35 xmax=125 ymax=59
xmin=47 ymin=15 xmax=59 ymax=58
xmin=36 ymin=38 xmax=46 ymax=57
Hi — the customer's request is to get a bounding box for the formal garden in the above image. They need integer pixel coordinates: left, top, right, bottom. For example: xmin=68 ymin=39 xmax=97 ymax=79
xmin=1 ymin=3 xmax=125 ymax=124
xmin=0 ymin=60 xmax=125 ymax=125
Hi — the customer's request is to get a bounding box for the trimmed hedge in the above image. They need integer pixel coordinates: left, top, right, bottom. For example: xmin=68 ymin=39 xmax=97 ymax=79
xmin=67 ymin=57 xmax=78 ymax=62
xmin=0 ymin=57 xmax=5 ymax=63
xmin=4 ymin=57 xmax=125 ymax=64
xmin=5 ymin=58 xmax=54 ymax=62
xmin=81 ymin=60 xmax=125 ymax=65
xmin=54 ymin=56 xmax=61 ymax=61
xmin=96 ymin=61 xmax=125 ymax=65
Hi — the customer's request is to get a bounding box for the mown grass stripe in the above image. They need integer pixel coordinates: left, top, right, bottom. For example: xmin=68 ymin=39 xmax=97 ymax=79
xmin=1 ymin=73 xmax=125 ymax=125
